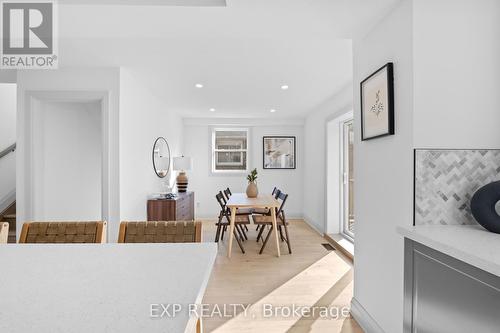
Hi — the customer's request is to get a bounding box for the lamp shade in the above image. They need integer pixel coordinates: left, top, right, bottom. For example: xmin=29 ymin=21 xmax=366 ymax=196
xmin=173 ymin=156 xmax=192 ymax=171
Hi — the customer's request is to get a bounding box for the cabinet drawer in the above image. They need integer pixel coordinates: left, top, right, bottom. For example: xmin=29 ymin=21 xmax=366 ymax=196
xmin=148 ymin=192 xmax=193 ymax=221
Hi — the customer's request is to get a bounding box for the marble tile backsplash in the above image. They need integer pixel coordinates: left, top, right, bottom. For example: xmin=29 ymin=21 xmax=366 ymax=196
xmin=414 ymin=149 xmax=500 ymax=226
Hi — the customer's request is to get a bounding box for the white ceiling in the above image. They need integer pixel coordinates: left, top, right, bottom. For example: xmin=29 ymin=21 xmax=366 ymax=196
xmin=57 ymin=0 xmax=401 ymax=118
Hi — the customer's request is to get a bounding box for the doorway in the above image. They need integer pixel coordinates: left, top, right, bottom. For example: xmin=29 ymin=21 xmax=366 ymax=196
xmin=32 ymin=101 xmax=102 ymax=220
xmin=326 ymin=111 xmax=354 ymax=243
xmin=18 ymin=91 xmax=114 ymax=241
xmin=341 ymin=119 xmax=354 ymax=240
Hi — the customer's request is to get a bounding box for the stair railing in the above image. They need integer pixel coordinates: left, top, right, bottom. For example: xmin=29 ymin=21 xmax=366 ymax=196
xmin=0 ymin=143 xmax=16 ymax=160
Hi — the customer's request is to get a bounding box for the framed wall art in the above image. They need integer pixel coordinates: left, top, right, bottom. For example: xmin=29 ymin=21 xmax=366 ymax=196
xmin=360 ymin=62 xmax=394 ymax=141
xmin=263 ymin=136 xmax=296 ymax=169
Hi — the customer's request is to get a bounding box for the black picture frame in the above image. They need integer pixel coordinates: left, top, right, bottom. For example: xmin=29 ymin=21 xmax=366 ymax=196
xmin=360 ymin=62 xmax=394 ymax=141
xmin=152 ymin=137 xmax=171 ymax=178
xmin=263 ymin=136 xmax=296 ymax=169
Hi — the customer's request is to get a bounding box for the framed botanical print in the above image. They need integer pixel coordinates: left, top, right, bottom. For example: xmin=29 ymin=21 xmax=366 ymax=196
xmin=263 ymin=136 xmax=296 ymax=169
xmin=360 ymin=62 xmax=394 ymax=141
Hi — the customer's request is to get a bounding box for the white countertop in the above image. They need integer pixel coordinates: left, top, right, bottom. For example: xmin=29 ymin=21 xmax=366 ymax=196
xmin=398 ymin=225 xmax=500 ymax=277
xmin=0 ymin=243 xmax=218 ymax=333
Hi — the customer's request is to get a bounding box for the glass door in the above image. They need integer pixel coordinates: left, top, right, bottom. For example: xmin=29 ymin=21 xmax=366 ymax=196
xmin=341 ymin=119 xmax=354 ymax=239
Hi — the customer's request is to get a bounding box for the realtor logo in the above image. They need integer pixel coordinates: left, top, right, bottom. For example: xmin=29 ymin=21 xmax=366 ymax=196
xmin=1 ymin=0 xmax=58 ymax=69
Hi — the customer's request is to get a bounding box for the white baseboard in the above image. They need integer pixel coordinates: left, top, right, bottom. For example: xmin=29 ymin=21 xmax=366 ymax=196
xmin=302 ymin=214 xmax=324 ymax=236
xmin=0 ymin=190 xmax=15 ymax=214
xmin=350 ymin=297 xmax=385 ymax=333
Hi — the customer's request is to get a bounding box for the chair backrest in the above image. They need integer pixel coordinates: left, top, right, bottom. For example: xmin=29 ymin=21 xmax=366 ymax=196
xmin=223 ymin=189 xmax=231 ymax=201
xmin=19 ymin=221 xmax=107 ymax=244
xmin=272 ymin=187 xmax=278 ymax=196
xmin=118 ymin=221 xmax=202 ymax=243
xmin=216 ymin=191 xmax=227 ymax=210
xmin=0 ymin=222 xmax=8 ymax=244
xmin=276 ymin=191 xmax=288 ymax=217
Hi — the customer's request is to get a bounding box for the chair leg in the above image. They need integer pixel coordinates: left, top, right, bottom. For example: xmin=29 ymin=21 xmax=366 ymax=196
xmin=282 ymin=213 xmax=292 ymax=254
xmin=234 ymin=229 xmax=245 ymax=253
xmin=215 ymin=213 xmax=223 ymax=242
xmin=244 ymin=225 xmax=249 ymax=232
xmin=236 ymin=224 xmax=245 ymax=241
xmin=259 ymin=226 xmax=273 ymax=255
xmin=221 ymin=225 xmax=226 ymax=241
xmin=256 ymin=225 xmax=265 ymax=242
xmin=215 ymin=224 xmax=221 ymax=242
xmin=240 ymin=224 xmax=248 ymax=240
xmin=278 ymin=225 xmax=285 ymax=242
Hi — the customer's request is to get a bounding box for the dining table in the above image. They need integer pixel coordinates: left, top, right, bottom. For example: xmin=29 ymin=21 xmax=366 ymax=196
xmin=225 ymin=193 xmax=281 ymax=258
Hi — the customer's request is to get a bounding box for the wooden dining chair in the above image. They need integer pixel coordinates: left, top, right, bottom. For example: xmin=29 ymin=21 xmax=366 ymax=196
xmin=19 ymin=221 xmax=107 ymax=243
xmin=118 ymin=221 xmax=202 ymax=243
xmin=253 ymin=187 xmax=280 ymax=233
xmin=215 ymin=191 xmax=248 ymax=253
xmin=0 ymin=222 xmax=8 ymax=244
xmin=252 ymin=191 xmax=291 ymax=254
xmin=224 ymin=188 xmax=251 ymax=231
xmin=253 ymin=187 xmax=279 ymax=216
xmin=220 ymin=190 xmax=251 ymax=239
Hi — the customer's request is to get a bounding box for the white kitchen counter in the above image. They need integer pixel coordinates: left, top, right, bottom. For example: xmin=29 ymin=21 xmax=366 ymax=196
xmin=397 ymin=224 xmax=500 ymax=277
xmin=0 ymin=243 xmax=218 ymax=333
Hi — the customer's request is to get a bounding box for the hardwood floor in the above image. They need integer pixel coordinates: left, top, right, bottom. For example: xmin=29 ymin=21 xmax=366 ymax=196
xmin=200 ymin=219 xmax=363 ymax=333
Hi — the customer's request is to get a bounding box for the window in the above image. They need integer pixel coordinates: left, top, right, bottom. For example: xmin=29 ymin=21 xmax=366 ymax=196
xmin=212 ymin=128 xmax=249 ymax=172
xmin=341 ymin=119 xmax=355 ymax=239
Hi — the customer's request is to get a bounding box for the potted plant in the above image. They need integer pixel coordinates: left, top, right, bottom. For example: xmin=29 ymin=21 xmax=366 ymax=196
xmin=246 ymin=168 xmax=259 ymax=198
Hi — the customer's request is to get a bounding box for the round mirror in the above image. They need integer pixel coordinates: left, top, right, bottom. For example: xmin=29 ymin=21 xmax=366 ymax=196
xmin=152 ymin=137 xmax=171 ymax=178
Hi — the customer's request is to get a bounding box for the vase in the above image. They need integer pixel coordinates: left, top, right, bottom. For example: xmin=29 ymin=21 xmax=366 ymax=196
xmin=246 ymin=182 xmax=258 ymax=198
xmin=176 ymin=171 xmax=189 ymax=193
xmin=471 ymin=180 xmax=500 ymax=233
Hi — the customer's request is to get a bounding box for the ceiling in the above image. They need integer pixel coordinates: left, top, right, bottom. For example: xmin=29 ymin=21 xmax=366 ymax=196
xmin=50 ymin=1 xmax=401 ymax=118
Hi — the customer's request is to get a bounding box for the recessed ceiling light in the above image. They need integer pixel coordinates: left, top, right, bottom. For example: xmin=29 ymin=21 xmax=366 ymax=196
xmin=270 ymin=109 xmax=276 ymax=113
xmin=195 ymin=83 xmax=203 ymax=88
xmin=281 ymin=85 xmax=289 ymax=90
xmin=209 ymin=108 xmax=216 ymax=112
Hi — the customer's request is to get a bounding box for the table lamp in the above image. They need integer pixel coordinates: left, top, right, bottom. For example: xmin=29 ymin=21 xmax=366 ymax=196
xmin=173 ymin=156 xmax=192 ymax=192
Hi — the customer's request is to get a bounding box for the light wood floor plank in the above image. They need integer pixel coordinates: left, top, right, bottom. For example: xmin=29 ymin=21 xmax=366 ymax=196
xmin=201 ymin=219 xmax=363 ymax=333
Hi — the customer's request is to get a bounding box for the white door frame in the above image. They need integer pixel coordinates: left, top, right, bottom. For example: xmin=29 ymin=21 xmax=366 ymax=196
xmin=17 ymin=90 xmax=113 ymax=240
xmin=325 ymin=110 xmax=353 ymax=236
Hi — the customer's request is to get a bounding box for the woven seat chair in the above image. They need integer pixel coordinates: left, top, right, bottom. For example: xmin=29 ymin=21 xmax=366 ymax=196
xmin=252 ymin=190 xmax=291 ymax=254
xmin=215 ymin=191 xmax=248 ymax=253
xmin=0 ymin=222 xmax=8 ymax=244
xmin=253 ymin=187 xmax=280 ymax=234
xmin=218 ymin=190 xmax=250 ymax=240
xmin=19 ymin=221 xmax=107 ymax=243
xmin=253 ymin=187 xmax=279 ymax=216
xmin=223 ymin=188 xmax=251 ymax=233
xmin=118 ymin=221 xmax=202 ymax=243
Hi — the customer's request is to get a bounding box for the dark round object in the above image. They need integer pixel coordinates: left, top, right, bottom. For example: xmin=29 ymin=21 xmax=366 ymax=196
xmin=471 ymin=181 xmax=500 ymax=233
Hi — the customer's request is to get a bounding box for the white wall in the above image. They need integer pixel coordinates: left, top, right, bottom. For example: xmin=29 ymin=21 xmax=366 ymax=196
xmin=303 ymin=85 xmax=353 ymax=234
xmin=352 ymin=1 xmax=414 ymax=332
xmin=32 ymin=101 xmax=102 ymax=220
xmin=183 ymin=118 xmax=304 ymax=218
xmin=119 ymin=68 xmax=184 ymax=224
xmin=0 ymin=83 xmax=17 ymax=212
xmin=413 ymin=0 xmax=500 ymax=149
xmin=351 ymin=1 xmax=500 ymax=332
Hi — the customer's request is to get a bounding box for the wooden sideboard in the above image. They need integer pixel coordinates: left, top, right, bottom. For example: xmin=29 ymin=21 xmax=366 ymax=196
xmin=147 ymin=192 xmax=195 ymax=221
